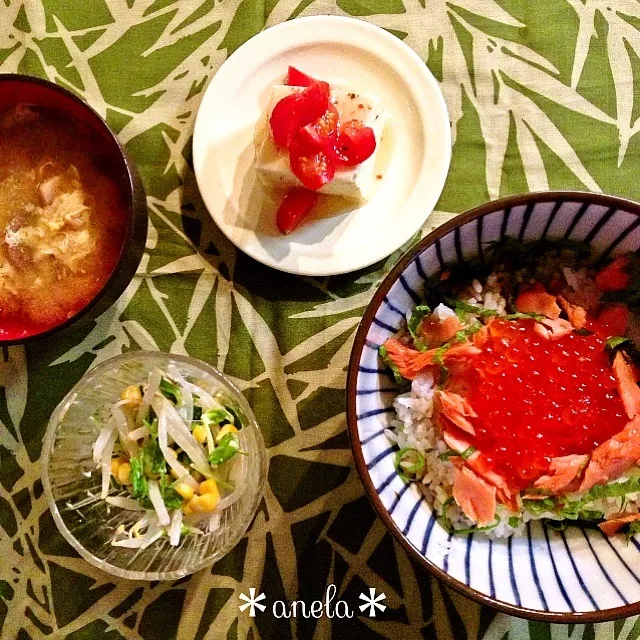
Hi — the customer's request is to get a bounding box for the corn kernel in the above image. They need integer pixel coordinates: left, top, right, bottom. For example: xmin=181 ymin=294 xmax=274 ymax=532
xmin=191 ymin=492 xmax=219 ymax=513
xmin=120 ymin=385 xmax=142 ymax=406
xmin=215 ymin=424 xmax=238 ymax=444
xmin=175 ymin=482 xmax=194 ymax=500
xmin=192 ymin=424 xmax=207 ymax=444
xmin=198 ymin=478 xmax=219 ymax=497
xmin=117 ymin=462 xmax=131 ymax=485
xmin=110 ymin=458 xmax=121 ymax=477
xmin=183 ymin=499 xmax=194 ymax=515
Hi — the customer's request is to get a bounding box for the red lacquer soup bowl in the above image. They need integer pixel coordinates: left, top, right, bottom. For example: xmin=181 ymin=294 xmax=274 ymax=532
xmin=0 ymin=75 xmax=147 ymax=344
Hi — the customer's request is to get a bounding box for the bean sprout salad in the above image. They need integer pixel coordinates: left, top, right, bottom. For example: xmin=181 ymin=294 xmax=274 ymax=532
xmin=92 ymin=367 xmax=247 ymax=549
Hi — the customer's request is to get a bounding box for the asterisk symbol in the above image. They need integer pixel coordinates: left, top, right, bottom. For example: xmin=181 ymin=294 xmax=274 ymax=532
xmin=359 ymin=587 xmax=387 ymax=617
xmin=238 ymin=588 xmax=267 ymax=617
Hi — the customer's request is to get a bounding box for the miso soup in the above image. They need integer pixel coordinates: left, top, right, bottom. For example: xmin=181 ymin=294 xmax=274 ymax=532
xmin=0 ymin=104 xmax=128 ymax=338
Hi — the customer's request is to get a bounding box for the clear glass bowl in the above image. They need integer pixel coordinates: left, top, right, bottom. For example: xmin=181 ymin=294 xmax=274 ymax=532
xmin=42 ymin=351 xmax=267 ymax=580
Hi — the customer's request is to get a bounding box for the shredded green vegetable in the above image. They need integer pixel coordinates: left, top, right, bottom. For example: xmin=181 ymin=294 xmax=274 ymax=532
xmin=202 ymin=407 xmax=235 ymax=426
xmin=378 ymin=345 xmax=409 ymax=386
xmin=627 ymin=521 xmax=640 ymax=541
xmin=159 ymin=377 xmax=182 ymax=405
xmin=460 ymin=446 xmax=476 ymax=460
xmin=208 ymin=432 xmax=240 ymax=466
xmin=225 ymin=405 xmax=244 ymax=429
xmin=504 ymin=311 xmax=546 ymax=322
xmin=522 ymin=497 xmax=555 ymax=516
xmin=606 ymin=336 xmax=629 ymax=349
xmin=407 ymin=304 xmax=431 ymax=340
xmin=130 ymin=456 xmax=148 ymax=499
xmin=142 ymin=439 xmax=165 ymax=476
xmin=445 ymin=298 xmax=499 ymax=318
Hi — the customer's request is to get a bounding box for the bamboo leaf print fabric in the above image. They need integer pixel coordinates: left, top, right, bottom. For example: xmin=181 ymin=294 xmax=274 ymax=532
xmin=3 ymin=0 xmax=640 ymax=638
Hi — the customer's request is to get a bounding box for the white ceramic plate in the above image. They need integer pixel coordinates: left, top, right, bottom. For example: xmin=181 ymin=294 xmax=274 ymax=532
xmin=193 ymin=15 xmax=451 ymax=276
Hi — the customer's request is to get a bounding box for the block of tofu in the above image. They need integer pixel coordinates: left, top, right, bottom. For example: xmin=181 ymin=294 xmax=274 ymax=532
xmin=254 ymin=85 xmax=387 ymax=201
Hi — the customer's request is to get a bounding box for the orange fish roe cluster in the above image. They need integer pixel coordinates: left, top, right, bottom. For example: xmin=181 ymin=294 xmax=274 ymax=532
xmin=455 ymin=319 xmax=628 ymax=491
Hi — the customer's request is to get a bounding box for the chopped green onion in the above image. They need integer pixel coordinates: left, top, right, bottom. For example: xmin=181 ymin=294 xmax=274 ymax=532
xmin=441 ymin=496 xmax=455 ymax=521
xmin=460 ymin=446 xmax=476 ymax=460
xmin=438 ymin=449 xmax=459 ymax=461
xmin=574 ymin=328 xmax=593 ymax=336
xmin=394 ymin=448 xmax=425 ymax=482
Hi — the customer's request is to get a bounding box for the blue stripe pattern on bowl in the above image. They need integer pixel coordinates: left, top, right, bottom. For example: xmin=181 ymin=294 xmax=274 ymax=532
xmin=352 ymin=195 xmax=640 ymax=617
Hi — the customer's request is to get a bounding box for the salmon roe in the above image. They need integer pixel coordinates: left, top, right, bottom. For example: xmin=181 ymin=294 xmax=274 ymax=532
xmin=457 ymin=318 xmax=628 ymax=491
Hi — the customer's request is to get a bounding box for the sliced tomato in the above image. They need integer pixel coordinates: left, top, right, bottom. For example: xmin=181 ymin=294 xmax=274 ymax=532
xmin=297 ymin=104 xmax=339 ymax=151
xmin=276 ymin=188 xmax=319 ymax=234
xmin=333 ymin=119 xmax=376 ymax=165
xmin=287 ymin=66 xmax=316 ymax=87
xmin=289 ymin=134 xmax=335 ymax=190
xmin=269 ymin=81 xmax=331 ymax=149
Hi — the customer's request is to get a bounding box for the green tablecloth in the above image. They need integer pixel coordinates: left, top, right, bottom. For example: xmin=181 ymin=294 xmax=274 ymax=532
xmin=2 ymin=1 xmax=640 ymax=638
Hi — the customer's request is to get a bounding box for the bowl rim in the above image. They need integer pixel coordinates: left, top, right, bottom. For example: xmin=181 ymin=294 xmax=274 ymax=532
xmin=346 ymin=190 xmax=640 ymax=623
xmin=0 ymin=73 xmax=147 ymax=346
xmin=41 ymin=350 xmax=268 ymax=581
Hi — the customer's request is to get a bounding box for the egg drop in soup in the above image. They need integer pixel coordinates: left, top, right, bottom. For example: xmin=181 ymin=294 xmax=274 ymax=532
xmin=0 ymin=105 xmax=128 ymax=339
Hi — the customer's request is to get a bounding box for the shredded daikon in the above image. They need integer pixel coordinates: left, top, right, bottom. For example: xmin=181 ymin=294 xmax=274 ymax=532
xmin=106 ymin=496 xmax=145 ymax=511
xmin=161 ymin=398 xmax=211 ymax=476
xmin=148 ymin=480 xmax=170 ymax=526
xmin=93 ymin=420 xmax=116 ymax=464
xmin=169 ymin=509 xmax=183 ymax=546
xmin=181 ymin=379 xmax=218 ymax=411
xmin=113 ymin=404 xmax=138 ymax=458
xmin=207 ymin=511 xmax=221 ymax=534
xmin=155 ymin=401 xmax=198 ymax=489
xmin=131 ymin=515 xmax=150 ymax=538
xmin=128 ymin=426 xmax=150 ymax=441
xmin=113 ymin=522 xmax=162 ymax=548
xmin=93 ymin=366 xmax=247 ymax=551
xmin=100 ymin=428 xmax=118 ymax=499
xmin=137 ymin=367 xmax=162 ymax=424
xmin=170 ymin=369 xmax=194 ymax=424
